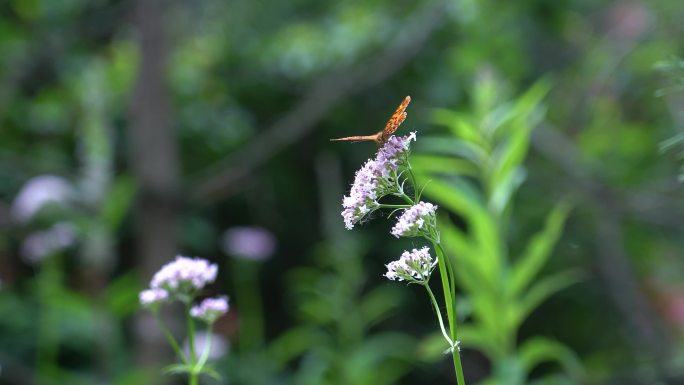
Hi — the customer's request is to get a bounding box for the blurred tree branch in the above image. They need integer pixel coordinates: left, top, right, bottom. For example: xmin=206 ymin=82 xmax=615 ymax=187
xmin=189 ymin=0 xmax=450 ymax=203
xmin=128 ymin=0 xmax=180 ymax=374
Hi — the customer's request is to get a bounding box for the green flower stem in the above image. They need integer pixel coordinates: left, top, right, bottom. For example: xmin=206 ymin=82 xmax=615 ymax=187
xmin=196 ymin=324 xmax=214 ymax=370
xmin=407 ymin=166 xmax=419 ymax=202
xmin=153 ymin=313 xmax=188 ymax=364
xmin=394 ymin=192 xmax=415 ymax=205
xmin=432 ymin=239 xmax=466 ymax=385
xmin=423 ymin=282 xmax=454 ymax=347
xmin=378 ymin=204 xmax=412 ymax=209
xmin=186 ymin=304 xmax=199 ymax=385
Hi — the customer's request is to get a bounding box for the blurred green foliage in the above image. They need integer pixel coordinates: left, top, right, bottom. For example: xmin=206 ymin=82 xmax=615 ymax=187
xmin=1 ymin=0 xmax=684 ymax=384
xmin=415 ymin=75 xmax=583 ymax=384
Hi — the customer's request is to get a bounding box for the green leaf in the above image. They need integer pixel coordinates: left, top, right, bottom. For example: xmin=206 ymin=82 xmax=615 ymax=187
xmin=101 ymin=174 xmax=136 ymax=229
xmin=432 ymin=109 xmax=488 ymax=149
xmin=519 ymin=337 xmax=584 ymax=379
xmin=359 ymin=286 xmax=402 ymax=326
xmin=103 ymin=272 xmax=143 ymax=317
xmin=509 ymin=202 xmax=571 ymax=296
xmin=458 ymin=324 xmax=499 ymax=360
xmin=489 ymin=167 xmax=526 ymax=215
xmin=343 ymin=333 xmax=415 ymax=385
xmin=267 ymin=327 xmax=330 ymax=365
xmin=162 ymin=363 xmax=191 ymax=375
xmin=515 ymin=270 xmax=584 ymax=327
xmin=415 ymin=136 xmax=487 ymax=164
xmin=411 ymin=154 xmax=478 ymax=177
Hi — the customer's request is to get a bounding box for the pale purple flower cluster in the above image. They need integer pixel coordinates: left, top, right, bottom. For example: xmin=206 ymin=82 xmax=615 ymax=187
xmin=20 ymin=222 xmax=76 ymax=264
xmin=342 ymin=133 xmax=417 ymax=229
xmin=391 ymin=201 xmax=438 ymax=238
xmin=384 ymin=247 xmax=436 ymax=284
xmin=150 ymin=256 xmax=218 ymax=293
xmin=190 ymin=296 xmax=230 ymax=324
xmin=376 ymin=132 xmax=416 ymax=171
xmin=139 ymin=288 xmax=170 ymax=307
xmin=11 ymin=175 xmax=74 ymax=223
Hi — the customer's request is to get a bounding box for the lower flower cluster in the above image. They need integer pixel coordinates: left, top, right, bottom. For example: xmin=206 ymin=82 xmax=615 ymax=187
xmin=139 ymin=255 xmax=228 ymax=324
xmin=384 ymin=247 xmax=436 ymax=284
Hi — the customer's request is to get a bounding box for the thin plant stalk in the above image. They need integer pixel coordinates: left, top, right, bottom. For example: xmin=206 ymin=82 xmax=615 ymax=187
xmin=423 ymin=283 xmax=454 ymax=347
xmin=153 ymin=313 xmax=187 ymax=363
xmin=432 ymin=239 xmax=466 ymax=385
xmin=186 ymin=304 xmax=198 ymax=385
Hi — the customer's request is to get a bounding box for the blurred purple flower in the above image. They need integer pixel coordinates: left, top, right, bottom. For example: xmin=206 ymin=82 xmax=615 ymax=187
xmin=20 ymin=222 xmax=76 ymax=264
xmin=139 ymin=288 xmax=170 ymax=308
xmin=11 ymin=175 xmax=74 ymax=223
xmin=190 ymin=296 xmax=230 ymax=324
xmin=222 ymin=226 xmax=276 ymax=261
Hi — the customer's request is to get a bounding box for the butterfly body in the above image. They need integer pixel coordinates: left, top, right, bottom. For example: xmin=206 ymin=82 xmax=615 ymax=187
xmin=331 ymin=95 xmax=411 ymax=145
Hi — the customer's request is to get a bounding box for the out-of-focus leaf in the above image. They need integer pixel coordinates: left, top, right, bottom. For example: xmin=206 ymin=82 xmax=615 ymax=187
xmin=162 ymin=363 xmax=191 ymax=375
xmin=359 ymin=286 xmax=402 ymax=326
xmin=101 ymin=175 xmax=136 ymax=230
xmin=416 ymin=136 xmax=487 ymax=164
xmin=488 ymin=167 xmax=525 ymax=214
xmin=112 ymin=367 xmax=157 ymax=385
xmin=103 ymin=272 xmax=142 ymax=317
xmin=433 ymin=109 xmax=488 ymax=149
xmin=344 ymin=333 xmax=415 ymax=385
xmin=509 ymin=202 xmax=571 ymax=297
xmin=411 ymin=154 xmax=478 ymax=176
xmin=458 ymin=324 xmax=499 ymax=361
xmin=519 ymin=337 xmax=584 ymax=379
xmin=417 ymin=331 xmax=450 ymax=361
xmin=515 ymin=270 xmax=584 ymax=327
xmin=268 ymin=327 xmax=330 ymax=366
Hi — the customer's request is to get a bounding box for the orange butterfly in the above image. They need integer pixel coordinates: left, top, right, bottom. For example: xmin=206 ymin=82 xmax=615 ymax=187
xmin=331 ymin=96 xmax=411 ymax=145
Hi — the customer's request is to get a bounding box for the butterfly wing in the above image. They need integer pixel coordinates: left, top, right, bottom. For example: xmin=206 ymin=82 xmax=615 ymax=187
xmin=378 ymin=95 xmax=411 ymax=144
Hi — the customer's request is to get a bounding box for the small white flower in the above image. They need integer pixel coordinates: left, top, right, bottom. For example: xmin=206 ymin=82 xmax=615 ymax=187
xmin=391 ymin=201 xmax=438 ymax=238
xmin=384 ymin=247 xmax=436 ymax=284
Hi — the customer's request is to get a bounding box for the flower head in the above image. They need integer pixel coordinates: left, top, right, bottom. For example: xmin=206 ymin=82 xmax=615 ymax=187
xmin=222 ymin=226 xmax=276 ymax=261
xmin=20 ymin=222 xmax=76 ymax=264
xmin=342 ymin=133 xmax=417 ymax=229
xmin=150 ymin=256 xmax=218 ymax=296
xmin=391 ymin=201 xmax=438 ymax=238
xmin=375 ymin=132 xmax=416 ymax=172
xmin=384 ymin=247 xmax=436 ymax=284
xmin=190 ymin=296 xmax=230 ymax=324
xmin=139 ymin=288 xmax=170 ymax=308
xmin=11 ymin=175 xmax=74 ymax=223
